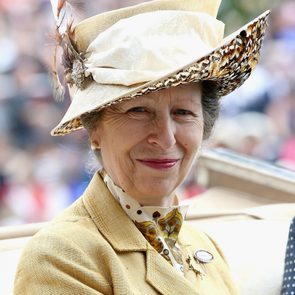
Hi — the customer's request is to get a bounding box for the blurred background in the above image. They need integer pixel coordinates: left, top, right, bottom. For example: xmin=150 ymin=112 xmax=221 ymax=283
xmin=0 ymin=0 xmax=294 ymax=225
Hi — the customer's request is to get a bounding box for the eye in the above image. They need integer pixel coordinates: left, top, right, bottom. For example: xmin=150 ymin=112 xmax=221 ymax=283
xmin=173 ymin=109 xmax=195 ymax=116
xmin=127 ymin=107 xmax=147 ymax=113
xmin=126 ymin=106 xmax=152 ymax=120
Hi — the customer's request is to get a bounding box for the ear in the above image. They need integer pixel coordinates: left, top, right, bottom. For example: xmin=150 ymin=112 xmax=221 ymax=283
xmin=89 ymin=129 xmax=101 ymax=150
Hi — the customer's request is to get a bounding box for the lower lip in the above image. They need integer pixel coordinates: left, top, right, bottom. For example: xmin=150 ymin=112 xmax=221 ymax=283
xmin=137 ymin=159 xmax=179 ymax=170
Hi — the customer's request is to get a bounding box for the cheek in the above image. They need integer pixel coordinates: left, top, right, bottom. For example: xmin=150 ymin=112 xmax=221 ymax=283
xmin=184 ymin=138 xmax=201 ymax=154
xmin=181 ymin=124 xmax=203 ymax=154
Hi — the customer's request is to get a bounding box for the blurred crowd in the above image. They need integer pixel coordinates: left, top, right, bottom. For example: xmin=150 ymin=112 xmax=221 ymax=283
xmin=0 ymin=0 xmax=294 ymax=225
xmin=209 ymin=1 xmax=295 ymax=169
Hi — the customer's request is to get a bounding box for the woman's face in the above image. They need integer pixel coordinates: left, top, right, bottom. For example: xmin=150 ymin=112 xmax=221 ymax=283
xmin=90 ymin=83 xmax=204 ymax=206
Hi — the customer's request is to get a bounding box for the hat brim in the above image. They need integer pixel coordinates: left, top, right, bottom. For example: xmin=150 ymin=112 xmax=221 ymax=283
xmin=51 ymin=10 xmax=270 ymax=136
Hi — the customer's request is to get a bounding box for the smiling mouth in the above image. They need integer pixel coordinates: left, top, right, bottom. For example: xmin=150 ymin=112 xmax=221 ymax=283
xmin=136 ymin=159 xmax=179 ymax=170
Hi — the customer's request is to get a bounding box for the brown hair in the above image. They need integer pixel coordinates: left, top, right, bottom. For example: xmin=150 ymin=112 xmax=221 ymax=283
xmin=201 ymin=81 xmax=220 ymax=139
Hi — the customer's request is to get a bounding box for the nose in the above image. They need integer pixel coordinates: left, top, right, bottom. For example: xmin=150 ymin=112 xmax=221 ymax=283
xmin=147 ymin=113 xmax=176 ymax=149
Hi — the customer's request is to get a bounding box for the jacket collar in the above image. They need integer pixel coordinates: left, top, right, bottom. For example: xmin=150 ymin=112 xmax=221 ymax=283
xmin=82 ymin=172 xmax=147 ymax=252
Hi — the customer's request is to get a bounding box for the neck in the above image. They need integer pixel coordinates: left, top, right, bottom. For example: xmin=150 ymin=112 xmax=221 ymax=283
xmin=137 ymin=193 xmax=178 ymax=207
xmin=100 ymin=170 xmax=179 ymax=207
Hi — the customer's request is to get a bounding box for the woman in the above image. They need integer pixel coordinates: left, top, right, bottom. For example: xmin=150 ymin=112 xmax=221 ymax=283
xmin=14 ymin=0 xmax=269 ymax=294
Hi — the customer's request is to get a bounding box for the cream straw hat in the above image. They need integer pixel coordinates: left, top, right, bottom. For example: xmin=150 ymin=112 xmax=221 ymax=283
xmin=51 ymin=0 xmax=270 ymax=136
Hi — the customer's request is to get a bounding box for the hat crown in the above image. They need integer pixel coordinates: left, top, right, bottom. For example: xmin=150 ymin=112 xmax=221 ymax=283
xmin=73 ymin=0 xmax=222 ymax=52
xmin=84 ymin=10 xmax=224 ymax=87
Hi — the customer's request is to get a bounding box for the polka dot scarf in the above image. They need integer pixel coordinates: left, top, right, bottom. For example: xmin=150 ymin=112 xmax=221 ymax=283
xmin=282 ymin=217 xmax=295 ymax=295
xmin=100 ymin=170 xmax=189 ymax=274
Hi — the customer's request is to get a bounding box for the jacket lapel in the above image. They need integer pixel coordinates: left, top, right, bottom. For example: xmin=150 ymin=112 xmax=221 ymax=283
xmin=146 ymin=244 xmax=200 ymax=295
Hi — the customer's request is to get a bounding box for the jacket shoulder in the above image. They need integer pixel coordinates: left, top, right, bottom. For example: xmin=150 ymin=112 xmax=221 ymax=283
xmin=14 ymin=199 xmax=113 ymax=295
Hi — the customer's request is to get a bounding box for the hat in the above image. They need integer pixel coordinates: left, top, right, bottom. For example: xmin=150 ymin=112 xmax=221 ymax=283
xmin=51 ymin=0 xmax=270 ymax=136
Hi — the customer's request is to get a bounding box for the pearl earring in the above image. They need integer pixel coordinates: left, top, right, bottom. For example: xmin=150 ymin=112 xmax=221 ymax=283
xmin=90 ymin=142 xmax=100 ymax=150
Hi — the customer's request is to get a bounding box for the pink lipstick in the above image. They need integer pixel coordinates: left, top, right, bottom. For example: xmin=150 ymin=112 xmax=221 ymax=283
xmin=137 ymin=159 xmax=179 ymax=170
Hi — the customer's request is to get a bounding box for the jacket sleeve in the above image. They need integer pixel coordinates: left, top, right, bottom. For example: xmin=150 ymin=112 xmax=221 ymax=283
xmin=13 ymin=228 xmax=110 ymax=295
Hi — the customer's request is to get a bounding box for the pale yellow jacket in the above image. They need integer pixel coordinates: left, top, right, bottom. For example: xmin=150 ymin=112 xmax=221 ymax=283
xmin=14 ymin=172 xmax=239 ymax=295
